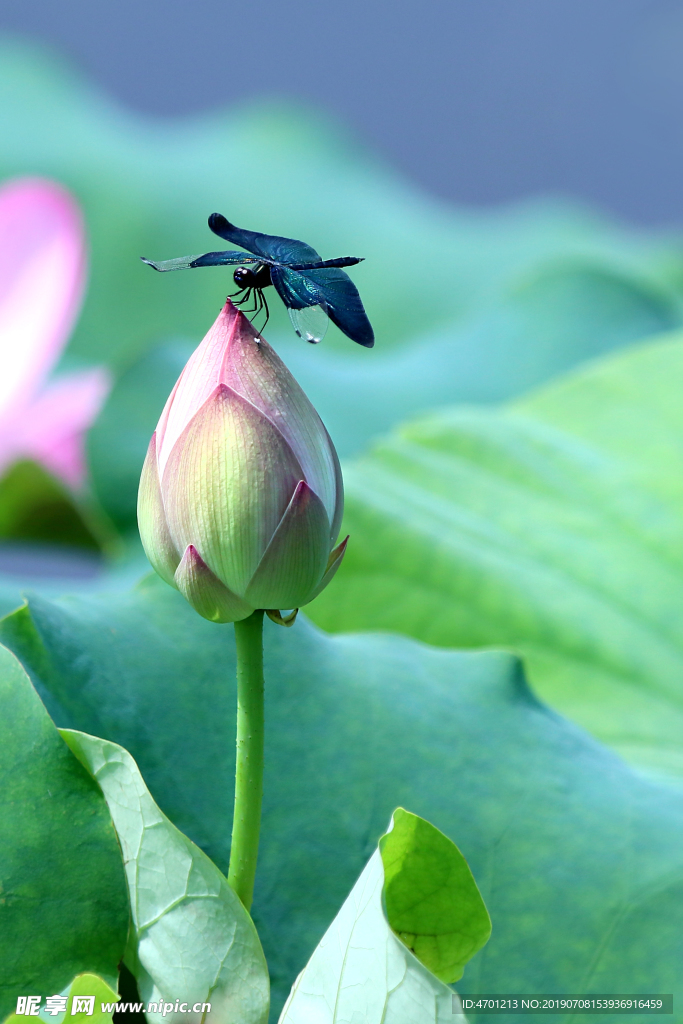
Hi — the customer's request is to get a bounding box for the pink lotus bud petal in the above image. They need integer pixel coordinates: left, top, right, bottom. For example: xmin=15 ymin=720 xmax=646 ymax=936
xmin=161 ymin=382 xmax=304 ymax=596
xmin=155 ymin=303 xmax=343 ymax=537
xmin=306 ymin=535 xmax=349 ymax=603
xmin=174 ymin=544 xmax=253 ymax=623
xmin=137 ymin=432 xmax=181 ymax=587
xmin=245 ymin=481 xmax=331 ymax=610
xmin=139 ymin=303 xmax=346 ymax=623
xmin=219 ymin=312 xmax=343 ymax=538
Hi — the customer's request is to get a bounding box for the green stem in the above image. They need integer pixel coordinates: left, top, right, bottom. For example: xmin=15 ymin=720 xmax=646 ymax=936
xmin=228 ymin=609 xmax=265 ymax=910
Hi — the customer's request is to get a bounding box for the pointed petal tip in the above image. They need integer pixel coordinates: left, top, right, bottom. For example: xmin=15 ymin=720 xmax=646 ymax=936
xmin=175 ymin=544 xmax=253 ymax=623
xmin=304 ymin=534 xmax=349 ymax=605
xmin=290 ymin=479 xmax=316 ymax=507
xmin=329 ymin=534 xmax=349 ymax=567
xmin=220 ymin=298 xmax=262 ymax=343
xmin=245 ymin=479 xmax=330 ymax=611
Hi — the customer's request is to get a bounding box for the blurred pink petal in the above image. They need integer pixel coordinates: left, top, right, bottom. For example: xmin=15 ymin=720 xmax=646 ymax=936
xmin=0 ymin=368 xmax=111 ymax=489
xmin=0 ymin=177 xmax=111 ymax=490
xmin=0 ymin=178 xmax=86 ymax=427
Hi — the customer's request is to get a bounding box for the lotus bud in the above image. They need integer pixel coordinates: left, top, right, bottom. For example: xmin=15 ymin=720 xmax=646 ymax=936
xmin=138 ymin=301 xmax=347 ymax=624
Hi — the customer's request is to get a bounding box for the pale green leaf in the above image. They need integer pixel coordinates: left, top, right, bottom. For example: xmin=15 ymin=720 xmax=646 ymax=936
xmin=62 ymin=730 xmax=269 ymax=1024
xmin=3 ymin=973 xmax=119 ymax=1024
xmin=279 ymin=810 xmax=469 ymax=1024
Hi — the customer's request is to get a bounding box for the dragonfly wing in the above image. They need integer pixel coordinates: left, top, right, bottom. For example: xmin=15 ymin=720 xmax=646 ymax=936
xmin=270 ymin=265 xmax=319 ymax=307
xmin=141 ymin=250 xmax=260 ymax=272
xmin=289 ymin=256 xmax=364 ymax=271
xmin=288 ymin=304 xmax=329 ymax=345
xmin=302 ymin=267 xmax=374 ymax=348
xmin=209 ymin=213 xmax=321 ymax=265
xmin=190 ymin=250 xmax=262 ymax=267
xmin=271 ymin=265 xmax=372 ymax=347
xmin=271 ymin=265 xmax=329 ymax=343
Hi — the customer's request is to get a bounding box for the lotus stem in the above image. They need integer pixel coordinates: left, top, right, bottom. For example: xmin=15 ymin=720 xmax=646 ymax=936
xmin=228 ymin=609 xmax=265 ymax=910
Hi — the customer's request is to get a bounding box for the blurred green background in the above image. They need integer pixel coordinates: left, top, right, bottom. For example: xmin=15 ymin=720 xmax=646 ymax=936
xmin=2 ymin=36 xmax=683 ymax=563
xmin=5 ymin=22 xmax=683 ymax=1019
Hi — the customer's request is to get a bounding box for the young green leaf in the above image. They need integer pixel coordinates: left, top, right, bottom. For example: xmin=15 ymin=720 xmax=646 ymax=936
xmin=380 ymin=808 xmax=491 ymax=983
xmin=61 ymin=730 xmax=270 ymax=1024
xmin=64 ymin=975 xmax=119 ymax=1024
xmin=2 ymin=973 xmax=119 ymax=1024
xmin=280 ymin=809 xmax=474 ymax=1023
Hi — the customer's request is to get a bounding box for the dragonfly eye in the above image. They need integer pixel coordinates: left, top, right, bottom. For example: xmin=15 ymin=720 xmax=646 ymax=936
xmin=234 ymin=266 xmax=256 ymax=287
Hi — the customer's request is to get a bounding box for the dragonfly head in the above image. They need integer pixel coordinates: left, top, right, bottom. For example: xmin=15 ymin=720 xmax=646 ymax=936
xmin=234 ymin=264 xmax=272 ymax=291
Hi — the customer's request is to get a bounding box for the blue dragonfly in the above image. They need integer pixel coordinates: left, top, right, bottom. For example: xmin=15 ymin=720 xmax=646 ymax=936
xmin=141 ymin=213 xmax=374 ymax=348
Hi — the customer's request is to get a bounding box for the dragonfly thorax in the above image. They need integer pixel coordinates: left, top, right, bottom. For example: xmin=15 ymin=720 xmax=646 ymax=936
xmin=233 ymin=264 xmax=272 ymax=290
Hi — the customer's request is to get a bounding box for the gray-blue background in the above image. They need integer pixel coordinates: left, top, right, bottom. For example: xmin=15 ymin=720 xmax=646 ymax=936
xmin=1 ymin=0 xmax=682 ymax=224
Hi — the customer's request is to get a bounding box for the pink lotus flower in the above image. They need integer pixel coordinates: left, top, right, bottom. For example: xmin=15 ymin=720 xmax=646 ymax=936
xmin=0 ymin=177 xmax=110 ymax=489
xmin=138 ymin=300 xmax=347 ymax=622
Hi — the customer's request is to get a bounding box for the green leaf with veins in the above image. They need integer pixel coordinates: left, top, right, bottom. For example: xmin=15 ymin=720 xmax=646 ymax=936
xmin=280 ymin=809 xmax=477 ymax=1024
xmin=1 ymin=579 xmax=683 ymax=1021
xmin=61 ymin=729 xmax=269 ymax=1024
xmin=306 ymin=331 xmax=683 ymax=783
xmin=0 ymin=646 xmax=128 ymax=1017
xmin=380 ymin=808 xmax=490 ymax=984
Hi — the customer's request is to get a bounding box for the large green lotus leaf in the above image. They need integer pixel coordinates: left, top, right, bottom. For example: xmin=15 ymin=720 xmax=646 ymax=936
xmin=62 ymin=730 xmax=270 ymax=1024
xmin=279 ymin=809 xmax=477 ymax=1024
xmin=2 ymin=36 xmax=682 ymax=382
xmin=1 ymin=579 xmax=682 ymax=1022
xmin=307 ymin=330 xmax=683 ymax=782
xmin=0 ymin=645 xmax=128 ymax=1016
xmin=274 ymin=258 xmax=682 ymax=458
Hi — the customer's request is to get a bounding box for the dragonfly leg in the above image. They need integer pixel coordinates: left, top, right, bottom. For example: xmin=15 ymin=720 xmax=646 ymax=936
xmin=248 ymin=288 xmax=264 ymax=326
xmin=260 ymin=290 xmax=270 ymax=333
xmin=241 ymin=288 xmax=259 ymax=315
xmin=249 ymin=289 xmax=270 ymax=337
